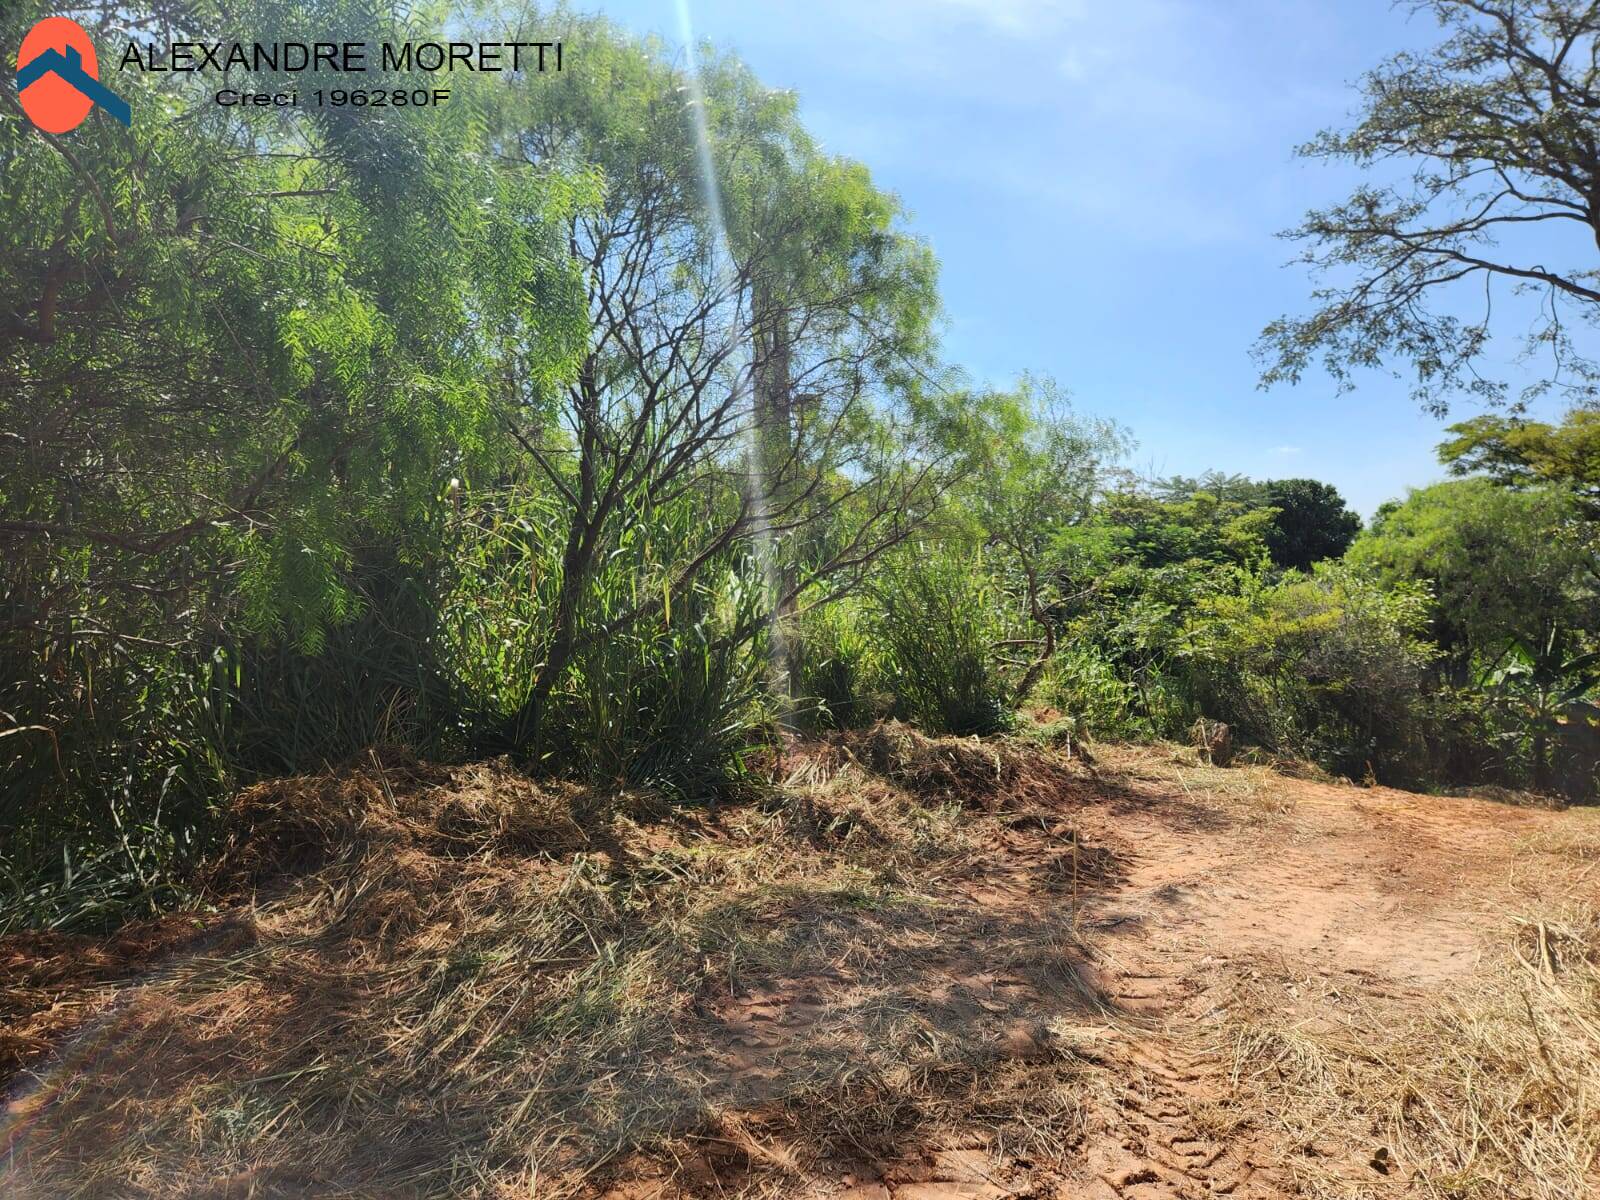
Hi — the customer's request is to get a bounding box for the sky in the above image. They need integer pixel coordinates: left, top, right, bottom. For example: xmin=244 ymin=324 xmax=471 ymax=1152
xmin=583 ymin=0 xmax=1569 ymax=518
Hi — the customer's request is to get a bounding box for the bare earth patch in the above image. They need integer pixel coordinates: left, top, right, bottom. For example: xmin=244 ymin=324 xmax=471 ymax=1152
xmin=3 ymin=729 xmax=1597 ymax=1198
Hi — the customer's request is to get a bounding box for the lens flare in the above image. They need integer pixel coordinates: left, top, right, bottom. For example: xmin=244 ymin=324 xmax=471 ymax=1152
xmin=673 ymin=0 xmax=791 ymax=717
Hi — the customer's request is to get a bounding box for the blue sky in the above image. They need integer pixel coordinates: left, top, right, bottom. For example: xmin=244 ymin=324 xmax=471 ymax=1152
xmin=586 ymin=0 xmax=1567 ymax=518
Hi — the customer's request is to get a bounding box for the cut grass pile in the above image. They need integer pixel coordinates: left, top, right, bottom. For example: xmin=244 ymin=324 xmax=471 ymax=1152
xmin=1 ymin=728 xmax=1102 ymax=1198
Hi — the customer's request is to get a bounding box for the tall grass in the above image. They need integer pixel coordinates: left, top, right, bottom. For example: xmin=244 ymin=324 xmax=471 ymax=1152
xmin=795 ymin=597 xmax=884 ymax=730
xmin=0 ymin=635 xmax=233 ymax=932
xmin=231 ymin=556 xmax=453 ymax=776
xmin=439 ymin=485 xmax=775 ymax=800
xmin=869 ymin=545 xmax=1017 ymax=736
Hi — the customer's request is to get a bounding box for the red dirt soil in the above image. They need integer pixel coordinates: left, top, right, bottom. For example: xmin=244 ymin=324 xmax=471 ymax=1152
xmin=3 ymin=740 xmax=1596 ymax=1198
xmin=602 ymin=750 xmax=1596 ymax=1199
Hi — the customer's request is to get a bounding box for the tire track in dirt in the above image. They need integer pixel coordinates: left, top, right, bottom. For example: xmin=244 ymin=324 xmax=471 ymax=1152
xmin=1055 ymin=754 xmax=1561 ymax=1199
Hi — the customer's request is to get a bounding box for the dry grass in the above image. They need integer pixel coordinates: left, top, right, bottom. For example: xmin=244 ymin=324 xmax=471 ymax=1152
xmin=1 ymin=728 xmax=1105 ymax=1199
xmin=16 ymin=725 xmax=1590 ymax=1198
xmin=1218 ymin=902 xmax=1600 ymax=1199
xmin=1091 ymin=739 xmax=1298 ymax=825
xmin=802 ymin=719 xmax=1091 ymax=813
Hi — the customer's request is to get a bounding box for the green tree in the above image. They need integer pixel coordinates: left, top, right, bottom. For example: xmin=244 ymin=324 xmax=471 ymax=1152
xmin=963 ymin=375 xmax=1125 ymax=701
xmin=1440 ymin=407 xmax=1600 ymax=518
xmin=1154 ymin=474 xmax=1362 ymax=570
xmin=0 ymin=0 xmax=590 ymax=919
xmin=1258 ymin=478 xmax=1362 ymax=571
xmin=1257 ymin=0 xmax=1600 ymax=411
xmin=1 ymin=0 xmax=588 ymax=648
xmin=1350 ymin=478 xmax=1596 ymax=673
xmin=478 ymin=13 xmax=950 ymax=752
xmin=1183 ymin=562 xmax=1438 ymax=781
xmin=1092 ymin=488 xmax=1275 ymax=572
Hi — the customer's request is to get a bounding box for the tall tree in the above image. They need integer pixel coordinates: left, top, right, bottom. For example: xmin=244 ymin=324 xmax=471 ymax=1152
xmin=0 ymin=0 xmax=587 ymax=649
xmin=965 ymin=375 xmax=1125 ymax=701
xmin=1440 ymin=406 xmax=1600 ymax=516
xmin=1 ymin=0 xmax=589 ymax=825
xmin=1258 ymin=0 xmax=1600 ymax=412
xmin=481 ymin=15 xmax=951 ymax=749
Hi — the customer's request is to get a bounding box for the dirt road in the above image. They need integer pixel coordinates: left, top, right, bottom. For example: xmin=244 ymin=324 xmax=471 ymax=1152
xmin=4 ymin=737 xmax=1596 ymax=1198
xmin=650 ymin=746 xmax=1597 ymax=1199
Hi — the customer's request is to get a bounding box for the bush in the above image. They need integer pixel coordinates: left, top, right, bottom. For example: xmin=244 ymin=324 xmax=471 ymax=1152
xmin=795 ymin=598 xmax=886 ymax=730
xmin=1040 ymin=646 xmax=1150 ymax=739
xmin=230 ymin=556 xmax=453 ymax=777
xmin=438 ymin=486 xmax=774 ymax=800
xmin=868 ymin=546 xmax=1017 ymax=736
xmin=0 ymin=636 xmax=232 ymax=932
xmin=1 ymin=556 xmax=453 ymax=932
xmin=1182 ymin=562 xmax=1437 ymax=783
xmin=552 ymin=562 xmax=774 ymax=800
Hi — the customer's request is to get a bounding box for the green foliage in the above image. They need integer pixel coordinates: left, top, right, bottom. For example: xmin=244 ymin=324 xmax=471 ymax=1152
xmin=1150 ymin=474 xmax=1361 ymax=571
xmin=1257 ymin=478 xmax=1362 ymax=571
xmin=439 ymin=484 xmax=773 ymax=799
xmin=1183 ymin=563 xmax=1438 ymax=781
xmin=958 ymin=375 xmax=1126 ymax=700
xmin=0 ymin=0 xmax=589 ymax=924
xmin=1478 ymin=634 xmax=1600 ymax=795
xmin=230 ymin=559 xmax=453 ymax=776
xmin=796 ymin=599 xmax=885 ymax=730
xmin=473 ymin=8 xmax=951 ymax=758
xmin=0 ymin=643 xmax=232 ymax=931
xmin=552 ymin=552 xmax=775 ymax=801
xmin=1047 ymin=485 xmax=1273 ymax=738
xmin=1093 ymin=487 xmax=1275 ymax=572
xmin=868 ymin=546 xmax=1018 ymax=736
xmin=1440 ymin=408 xmax=1600 ymax=519
xmin=1350 ymin=479 xmax=1595 ymax=671
xmin=1352 ymin=458 xmax=1599 ymax=796
xmin=1040 ymin=647 xmax=1151 ymax=740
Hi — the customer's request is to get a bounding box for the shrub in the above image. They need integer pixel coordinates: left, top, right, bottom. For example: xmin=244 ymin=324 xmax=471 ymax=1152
xmin=230 ymin=556 xmax=452 ymax=776
xmin=552 ymin=562 xmax=774 ymax=801
xmin=438 ymin=486 xmax=774 ymax=800
xmin=868 ymin=546 xmax=1017 ymax=736
xmin=795 ymin=598 xmax=886 ymax=730
xmin=1182 ymin=562 xmax=1437 ymax=783
xmin=0 ymin=637 xmax=232 ymax=932
xmin=1041 ymin=646 xmax=1150 ymax=739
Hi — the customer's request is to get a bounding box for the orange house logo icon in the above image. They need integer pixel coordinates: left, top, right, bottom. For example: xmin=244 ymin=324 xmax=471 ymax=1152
xmin=15 ymin=17 xmax=130 ymax=132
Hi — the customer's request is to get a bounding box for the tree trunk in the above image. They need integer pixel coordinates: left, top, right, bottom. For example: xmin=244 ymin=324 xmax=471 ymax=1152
xmin=753 ymin=288 xmax=802 ymax=706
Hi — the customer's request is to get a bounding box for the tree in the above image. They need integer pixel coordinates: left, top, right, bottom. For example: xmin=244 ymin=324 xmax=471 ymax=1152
xmin=0 ymin=0 xmax=587 ymax=651
xmin=1183 ymin=562 xmax=1438 ymax=781
xmin=1440 ymin=406 xmax=1600 ymax=516
xmin=1257 ymin=0 xmax=1600 ymax=412
xmin=0 ymin=0 xmax=593 ymax=899
xmin=1349 ymin=477 xmax=1595 ymax=672
xmin=481 ymin=15 xmax=951 ymax=752
xmin=1258 ymin=478 xmax=1362 ymax=571
xmin=1153 ymin=475 xmax=1361 ymax=570
xmin=964 ymin=375 xmax=1125 ymax=701
xmin=1091 ymin=488 xmax=1275 ymax=573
